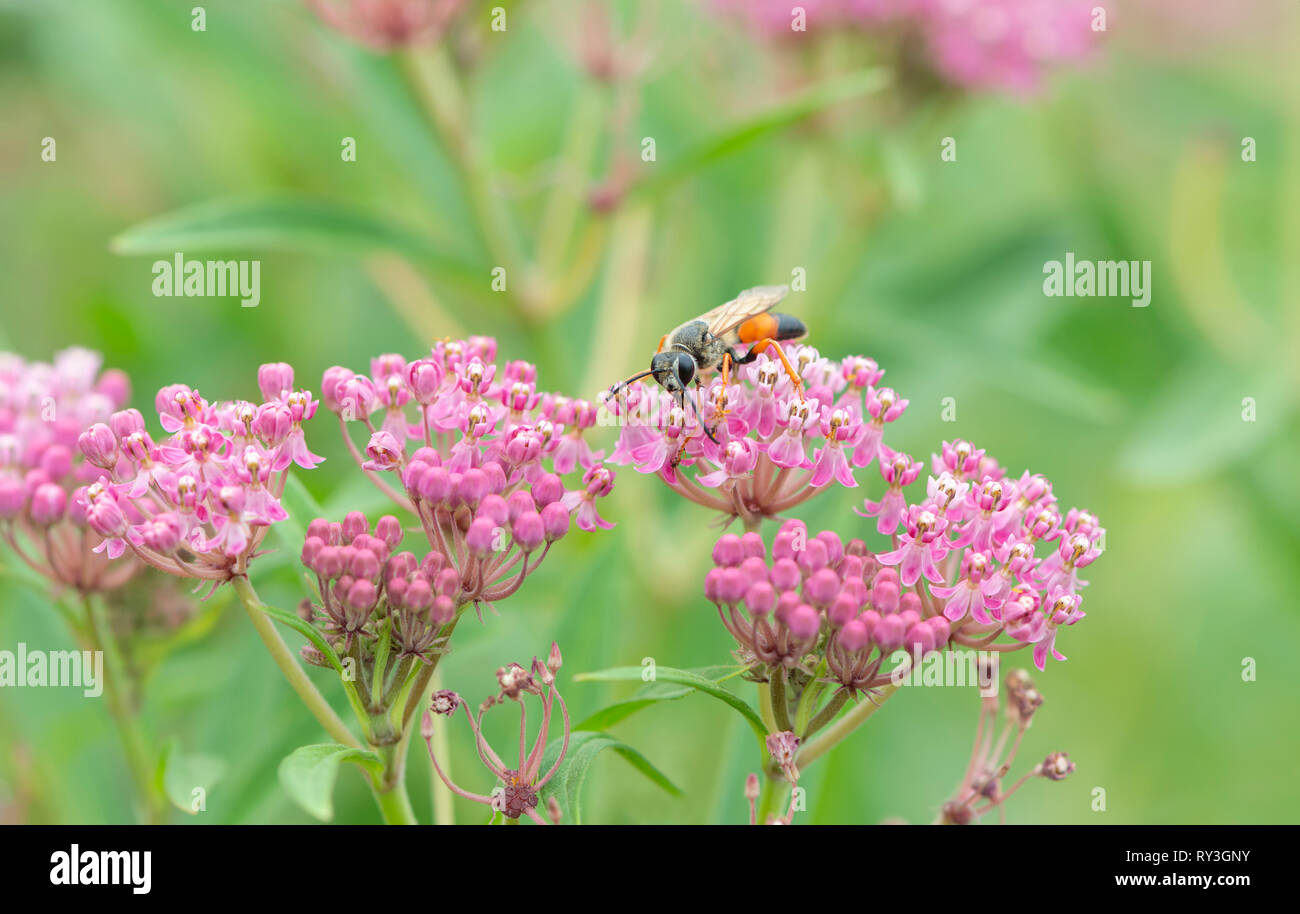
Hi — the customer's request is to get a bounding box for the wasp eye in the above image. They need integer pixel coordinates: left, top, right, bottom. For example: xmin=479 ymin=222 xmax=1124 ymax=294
xmin=676 ymin=353 xmax=695 ymax=385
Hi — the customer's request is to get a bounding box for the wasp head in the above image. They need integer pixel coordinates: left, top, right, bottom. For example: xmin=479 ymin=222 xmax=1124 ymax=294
xmin=650 ymin=351 xmax=696 ymax=409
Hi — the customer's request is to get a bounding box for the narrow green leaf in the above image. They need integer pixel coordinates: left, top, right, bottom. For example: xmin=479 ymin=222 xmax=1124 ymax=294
xmin=114 ymin=195 xmax=433 ymax=259
xmin=574 ymin=666 xmax=768 ymax=748
xmin=538 ymin=731 xmax=681 ymax=825
xmin=572 ymin=665 xmax=745 ymax=732
xmin=278 ymin=743 xmax=382 ymax=822
xmin=632 ymin=69 xmax=890 ymax=200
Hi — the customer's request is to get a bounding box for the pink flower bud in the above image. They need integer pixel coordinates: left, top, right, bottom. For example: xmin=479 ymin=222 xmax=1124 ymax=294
xmin=435 ymin=567 xmax=460 ymax=599
xmin=531 ymin=473 xmax=564 ymax=507
xmin=406 ymin=358 xmax=444 ymax=404
xmin=346 ymin=579 xmax=378 ymax=613
xmin=342 ymin=511 xmax=369 ymax=542
xmin=386 ymin=575 xmax=409 ymax=608
xmin=816 ymin=530 xmax=844 ymax=566
xmin=541 ymin=501 xmax=570 ymax=541
xmin=301 ymin=536 xmax=325 ymax=566
xmin=40 ymin=445 xmax=72 ymax=481
xmin=416 ymin=466 xmax=451 ymax=502
xmin=506 ymin=489 xmax=536 ymax=522
xmin=927 ymin=616 xmax=951 ymax=649
xmin=465 ymin=517 xmax=498 ymax=557
xmin=407 ymin=576 xmax=433 ymax=611
xmin=873 ymin=613 xmax=906 ymax=652
xmin=78 ymin=424 xmax=119 ymax=469
xmin=257 ymin=362 xmax=295 ymax=402
xmin=770 ymin=558 xmax=801 ymax=592
xmin=839 ymin=618 xmax=871 ymax=653
xmin=905 ymin=621 xmax=936 ymax=656
xmin=774 ymin=591 xmax=801 ymax=624
xmin=314 ymin=546 xmax=344 ymax=579
xmin=477 ymin=494 xmax=509 ymax=527
xmin=512 ymin=511 xmax=545 ymax=552
xmin=374 ymin=515 xmax=403 ymax=550
xmin=715 ymin=568 xmax=747 ymax=605
xmin=787 ymin=604 xmax=821 ymax=640
xmin=900 ymin=592 xmax=922 ymax=616
xmin=828 ymin=593 xmax=858 ymax=628
xmin=420 ymin=551 xmax=444 ymax=579
xmin=431 ymin=595 xmax=456 ymax=624
xmin=740 ymin=531 xmax=766 ymax=560
xmin=744 ymin=581 xmax=776 ymax=616
xmin=803 ymin=568 xmax=840 ymax=607
xmin=254 ymin=401 xmax=293 ymax=448
xmin=712 ymin=533 xmax=744 ymax=567
xmin=0 ymin=477 xmax=26 ymax=518
xmin=457 ymin=468 xmax=490 ymax=506
xmin=349 ymin=548 xmax=381 ymax=581
xmin=29 ymin=483 xmax=67 ymax=526
xmin=872 ymin=580 xmax=900 ymax=614
xmin=364 ymin=430 xmax=404 ymax=471
xmin=109 ymin=408 xmax=145 ymax=440
xmin=140 ymin=514 xmax=183 ymax=552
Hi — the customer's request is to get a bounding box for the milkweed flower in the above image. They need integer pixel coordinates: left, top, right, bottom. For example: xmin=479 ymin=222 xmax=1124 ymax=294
xmin=70 ymin=364 xmax=320 ymax=585
xmin=0 ymin=348 xmax=138 ymax=592
xmin=704 ymin=519 xmax=950 ymax=699
xmin=857 ymin=435 xmax=1102 ymax=670
xmin=322 ymin=338 xmax=614 ymax=615
xmin=605 ymin=345 xmax=901 ymax=527
xmin=421 ymin=644 xmax=568 ymax=824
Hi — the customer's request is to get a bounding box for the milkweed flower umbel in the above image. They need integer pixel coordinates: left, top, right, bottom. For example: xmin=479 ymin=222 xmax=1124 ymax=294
xmin=0 ymin=348 xmax=138 ymax=592
xmin=70 ymin=364 xmax=321 ymax=585
xmin=422 ymin=644 xmax=569 ymax=824
xmin=606 ymin=345 xmax=904 ymax=528
xmin=322 ymin=338 xmax=615 ymax=617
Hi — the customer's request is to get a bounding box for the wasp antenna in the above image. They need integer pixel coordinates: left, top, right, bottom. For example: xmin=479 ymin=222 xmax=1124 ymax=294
xmin=609 ymin=369 xmax=654 ymax=397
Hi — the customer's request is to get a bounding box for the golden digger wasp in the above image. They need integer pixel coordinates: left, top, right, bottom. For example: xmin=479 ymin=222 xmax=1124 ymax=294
xmin=607 ymin=284 xmax=807 ymax=452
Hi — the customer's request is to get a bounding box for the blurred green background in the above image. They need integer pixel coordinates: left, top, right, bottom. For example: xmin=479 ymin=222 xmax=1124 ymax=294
xmin=1 ymin=0 xmax=1297 ymax=824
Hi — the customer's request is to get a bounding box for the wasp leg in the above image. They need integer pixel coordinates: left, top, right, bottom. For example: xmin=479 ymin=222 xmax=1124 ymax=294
xmin=736 ymin=339 xmax=804 ymax=399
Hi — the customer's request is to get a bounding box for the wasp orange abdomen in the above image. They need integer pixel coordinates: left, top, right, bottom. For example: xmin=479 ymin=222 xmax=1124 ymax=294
xmin=738 ymin=313 xmax=805 ymax=344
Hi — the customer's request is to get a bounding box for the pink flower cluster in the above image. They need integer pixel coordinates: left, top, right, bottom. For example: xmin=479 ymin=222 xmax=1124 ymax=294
xmin=712 ymin=0 xmax=1098 ymax=94
xmin=320 ymin=338 xmax=615 ymax=616
xmin=0 ymin=348 xmax=135 ymax=592
xmin=606 ymin=346 xmax=906 ymax=525
xmin=299 ymin=511 xmax=449 ymax=667
xmin=72 ymin=362 xmax=321 ymax=582
xmin=705 ymin=519 xmax=949 ymax=694
xmin=864 ymin=438 xmax=1102 ymax=670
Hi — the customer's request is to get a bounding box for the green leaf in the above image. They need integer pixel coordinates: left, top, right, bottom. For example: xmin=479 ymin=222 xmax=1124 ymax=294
xmin=632 ymin=69 xmax=890 ymax=201
xmin=277 ymin=743 xmax=383 ymax=822
xmin=574 ymin=666 xmax=768 ymax=749
xmin=109 ymin=195 xmax=486 ymax=284
xmin=538 ymin=731 xmax=681 ymax=825
xmin=573 ymin=665 xmax=745 ymax=732
xmin=255 ymin=598 xmax=346 ymax=676
xmin=157 ymin=740 xmax=227 ymax=815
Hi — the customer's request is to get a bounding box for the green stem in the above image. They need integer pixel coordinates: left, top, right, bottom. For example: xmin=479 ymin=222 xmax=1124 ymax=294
xmin=754 ymin=770 xmax=783 ymax=825
xmin=796 ymin=683 xmax=900 ymax=770
xmin=402 ymin=45 xmax=540 ymax=317
xmin=231 ymin=575 xmax=359 ymax=749
xmin=427 ymin=667 xmax=455 ymax=825
xmin=371 ymin=776 xmax=418 ymax=825
xmin=769 ymin=667 xmax=792 ymax=732
xmin=80 ymin=594 xmax=166 ymax=824
xmin=801 ymin=690 xmax=849 ymax=740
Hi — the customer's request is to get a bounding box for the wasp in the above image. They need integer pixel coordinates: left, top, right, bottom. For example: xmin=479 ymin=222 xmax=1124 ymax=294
xmin=608 ymin=284 xmax=808 ymax=446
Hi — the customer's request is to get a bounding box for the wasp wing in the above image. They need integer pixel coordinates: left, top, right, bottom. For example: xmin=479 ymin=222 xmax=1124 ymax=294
xmin=698 ymin=285 xmax=790 ymax=338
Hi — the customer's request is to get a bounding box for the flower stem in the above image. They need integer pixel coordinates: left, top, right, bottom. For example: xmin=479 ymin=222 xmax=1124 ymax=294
xmin=796 ymin=682 xmax=899 ymax=770
xmin=371 ymin=776 xmax=418 ymax=825
xmin=79 ymin=594 xmax=166 ymax=824
xmin=231 ymin=575 xmax=359 ymax=749
xmin=401 ymin=45 xmax=540 ymax=318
